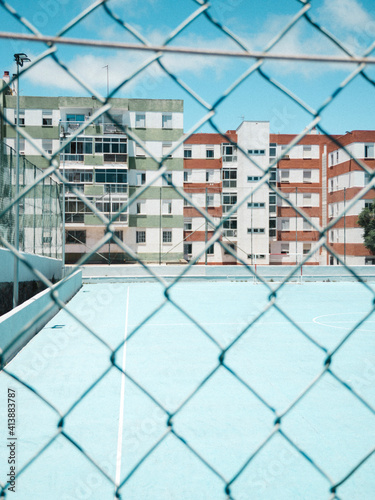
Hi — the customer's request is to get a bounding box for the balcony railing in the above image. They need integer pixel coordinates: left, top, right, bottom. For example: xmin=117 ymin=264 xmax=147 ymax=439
xmin=223 ymin=229 xmax=237 ymax=238
xmin=222 ymin=155 xmax=237 ymax=162
xmin=60 ymin=120 xmax=126 ymax=136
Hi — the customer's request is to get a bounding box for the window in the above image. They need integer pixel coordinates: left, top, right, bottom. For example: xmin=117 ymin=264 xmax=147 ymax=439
xmin=206 ymin=194 xmax=214 ymax=207
xmin=135 ymin=113 xmax=146 ymax=128
xmin=206 ymin=245 xmax=214 ymax=255
xmin=63 ymin=137 xmax=93 ymax=161
xmin=303 ymin=145 xmax=312 ymax=158
xmin=162 ymin=114 xmax=172 ymax=129
xmin=269 ymin=218 xmax=276 ymax=237
xmin=162 ymin=200 xmax=172 ymax=214
xmin=248 ymin=176 xmax=261 ymax=182
xmin=269 ymin=143 xmax=277 ymax=157
xmin=184 ymin=170 xmax=192 ymax=182
xmin=365 ymin=144 xmax=374 ymax=158
xmin=113 ymin=230 xmax=123 ymax=242
xmin=248 ymin=149 xmax=265 ymax=155
xmin=184 ymin=219 xmax=192 ymax=231
xmin=43 ymin=235 xmax=52 ymax=245
xmin=280 ymin=170 xmax=289 ymax=182
xmin=184 ymin=243 xmax=192 ymax=256
xmin=223 ymin=217 xmax=237 ymax=237
xmin=303 ymin=193 xmax=312 ymax=206
xmin=163 ymin=230 xmax=172 ymax=243
xmin=136 ymin=230 xmax=146 ymax=244
xmin=136 ymin=201 xmax=145 ymax=215
xmin=303 ymin=219 xmax=311 ymax=231
xmin=303 ymin=243 xmax=312 ymax=255
xmin=16 ymin=109 xmax=25 ymax=126
xmin=269 ymin=193 xmax=276 ymax=213
xmin=222 ymin=193 xmax=237 ymax=213
xmin=222 ymin=143 xmax=237 ymax=162
xmin=365 ymin=200 xmax=373 ymax=209
xmin=107 ymin=230 xmax=125 ymax=243
xmin=136 ymin=172 xmax=146 ymax=186
xmin=247 ymin=228 xmax=265 ymax=233
xmin=163 ymin=173 xmax=172 ymax=186
xmin=42 ymin=139 xmax=53 ymax=154
xmin=248 ymin=254 xmax=266 ymax=260
xmin=206 ymin=170 xmax=214 ymax=182
xmin=206 ymin=147 xmax=214 ymax=158
xmin=95 ymin=137 xmax=127 ymax=153
xmin=247 ymin=202 xmax=265 ymax=208
xmin=281 ymin=243 xmax=289 ymax=254
xmin=329 ymin=153 xmax=334 ymax=167
xmin=303 ymin=170 xmax=312 ymax=183
xmin=136 ymin=144 xmax=146 ymax=157
xmin=222 ymin=169 xmax=237 ymax=188
xmin=281 ymin=219 xmax=290 ymax=231
xmin=42 ymin=110 xmax=53 ymax=127
xmin=270 ymin=168 xmax=277 ymax=182
xmin=162 ymin=143 xmax=172 ymax=158
xmin=66 ymin=230 xmax=86 ymax=244
xmin=67 ymin=114 xmax=84 ymax=123
xmin=184 ymin=147 xmax=192 ymax=158
xmin=95 ymin=169 xmax=127 ymax=185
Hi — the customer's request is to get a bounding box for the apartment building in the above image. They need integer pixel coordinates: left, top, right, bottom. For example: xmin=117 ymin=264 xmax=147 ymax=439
xmin=0 ymin=79 xmax=184 ymax=263
xmin=183 ymin=128 xmax=375 ymax=266
xmin=327 ymin=131 xmax=375 ymax=265
xmin=183 ymin=122 xmax=272 ymax=265
xmin=269 ymin=132 xmax=327 ymax=265
xmin=2 ymin=69 xmax=374 ymax=266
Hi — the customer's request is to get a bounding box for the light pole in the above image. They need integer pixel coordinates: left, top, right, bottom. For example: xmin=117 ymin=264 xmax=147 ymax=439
xmin=13 ymin=52 xmax=30 ymax=308
xmin=103 ymin=65 xmax=109 ymax=98
xmin=59 ymin=121 xmax=66 ymax=274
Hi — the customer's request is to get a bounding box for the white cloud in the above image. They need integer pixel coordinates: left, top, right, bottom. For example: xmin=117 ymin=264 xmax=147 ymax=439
xmin=23 ymin=4 xmax=368 ymax=97
xmin=317 ymin=0 xmax=374 ymax=34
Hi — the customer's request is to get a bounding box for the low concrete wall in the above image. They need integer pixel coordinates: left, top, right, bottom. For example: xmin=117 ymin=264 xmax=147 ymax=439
xmin=66 ymin=264 xmax=375 ymax=282
xmin=0 ymin=248 xmax=62 ymax=283
xmin=0 ymin=269 xmax=82 ymax=366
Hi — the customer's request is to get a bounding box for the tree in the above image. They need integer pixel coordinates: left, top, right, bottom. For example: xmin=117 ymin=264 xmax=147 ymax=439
xmin=358 ymin=200 xmax=375 ymax=253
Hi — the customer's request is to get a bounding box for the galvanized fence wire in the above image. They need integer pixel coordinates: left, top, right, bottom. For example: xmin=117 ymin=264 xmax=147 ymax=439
xmin=0 ymin=0 xmax=375 ymax=498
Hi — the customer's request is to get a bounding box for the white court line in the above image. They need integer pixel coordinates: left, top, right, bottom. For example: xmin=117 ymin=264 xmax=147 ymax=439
xmin=313 ymin=312 xmax=375 ymax=331
xmin=115 ymin=286 xmax=130 ymax=496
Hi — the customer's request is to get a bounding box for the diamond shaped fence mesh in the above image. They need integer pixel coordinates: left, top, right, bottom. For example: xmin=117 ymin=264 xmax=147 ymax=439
xmin=0 ymin=0 xmax=375 ymax=499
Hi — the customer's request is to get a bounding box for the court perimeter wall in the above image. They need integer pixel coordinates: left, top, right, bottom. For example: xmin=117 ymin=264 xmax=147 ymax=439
xmin=0 ymin=248 xmax=62 ymax=283
xmin=66 ymin=264 xmax=375 ymax=282
xmin=0 ymin=269 xmax=82 ymax=365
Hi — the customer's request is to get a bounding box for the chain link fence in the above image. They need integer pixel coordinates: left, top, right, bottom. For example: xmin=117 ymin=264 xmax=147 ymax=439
xmin=0 ymin=0 xmax=375 ymax=498
xmin=0 ymin=142 xmax=62 ymax=259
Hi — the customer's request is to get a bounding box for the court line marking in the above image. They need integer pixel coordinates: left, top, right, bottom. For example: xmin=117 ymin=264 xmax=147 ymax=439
xmin=313 ymin=312 xmax=375 ymax=331
xmin=115 ymin=286 xmax=130 ymax=495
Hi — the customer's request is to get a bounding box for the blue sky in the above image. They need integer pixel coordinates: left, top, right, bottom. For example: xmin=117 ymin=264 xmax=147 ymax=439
xmin=1 ymin=0 xmax=374 ymax=136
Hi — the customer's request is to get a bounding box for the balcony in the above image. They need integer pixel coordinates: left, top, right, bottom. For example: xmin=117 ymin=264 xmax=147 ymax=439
xmin=223 ymin=229 xmax=237 ymax=238
xmin=103 ymin=122 xmax=124 ymax=134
